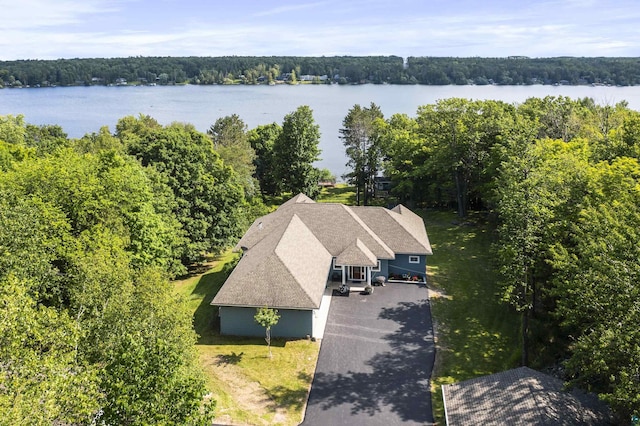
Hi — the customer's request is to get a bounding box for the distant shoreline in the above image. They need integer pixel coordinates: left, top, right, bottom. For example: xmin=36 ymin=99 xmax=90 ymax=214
xmin=2 ymin=56 xmax=639 ymax=88
xmin=1 ymin=81 xmax=633 ymax=89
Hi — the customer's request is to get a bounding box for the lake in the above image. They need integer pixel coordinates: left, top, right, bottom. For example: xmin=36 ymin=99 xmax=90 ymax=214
xmin=3 ymin=84 xmax=640 ymax=178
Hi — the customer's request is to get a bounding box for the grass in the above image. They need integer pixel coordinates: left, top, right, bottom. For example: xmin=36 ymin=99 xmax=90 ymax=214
xmin=174 ymin=252 xmax=320 ymax=425
xmin=316 ymin=184 xmax=356 ymax=204
xmin=423 ymin=210 xmax=520 ymax=423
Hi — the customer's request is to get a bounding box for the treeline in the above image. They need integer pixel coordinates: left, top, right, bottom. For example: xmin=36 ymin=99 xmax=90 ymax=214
xmin=345 ymin=96 xmax=640 ymax=421
xmin=1 ymin=55 xmax=640 ymax=87
xmin=0 ymin=106 xmax=325 ymax=424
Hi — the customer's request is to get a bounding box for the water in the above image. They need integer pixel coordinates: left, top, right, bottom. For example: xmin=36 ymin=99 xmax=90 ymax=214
xmin=3 ymin=84 xmax=640 ymax=178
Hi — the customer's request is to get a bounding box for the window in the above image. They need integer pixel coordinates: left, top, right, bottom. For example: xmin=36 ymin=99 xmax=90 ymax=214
xmin=409 ymin=255 xmax=420 ymax=264
xmin=332 ymin=258 xmax=341 ymax=270
xmin=372 ymin=260 xmax=381 ymax=272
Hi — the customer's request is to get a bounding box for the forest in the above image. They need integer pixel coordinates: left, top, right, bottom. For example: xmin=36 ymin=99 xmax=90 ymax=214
xmin=1 ymin=55 xmax=640 ymax=87
xmin=0 ymin=107 xmax=323 ymax=424
xmin=2 ymin=94 xmax=640 ymax=422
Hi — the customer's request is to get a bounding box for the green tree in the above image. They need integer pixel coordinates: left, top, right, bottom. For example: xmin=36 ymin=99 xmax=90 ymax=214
xmin=0 ymin=277 xmax=103 ymax=426
xmin=119 ymin=116 xmax=245 ymax=263
xmin=74 ymin=125 xmax=124 ymax=154
xmin=208 ymin=114 xmax=258 ymax=199
xmin=495 ymin=137 xmax=585 ymax=365
xmin=0 ymin=145 xmax=215 ymax=425
xmin=415 ymin=98 xmax=513 ymax=215
xmin=377 ymin=113 xmax=427 ymax=205
xmin=550 ymin=157 xmax=640 ymax=421
xmin=273 ymin=106 xmax=322 ymax=198
xmin=248 ymin=123 xmax=282 ymax=196
xmin=340 ymin=103 xmax=384 ymax=205
xmin=318 ymin=168 xmax=336 ymax=183
xmin=254 ymin=306 xmax=281 ymax=359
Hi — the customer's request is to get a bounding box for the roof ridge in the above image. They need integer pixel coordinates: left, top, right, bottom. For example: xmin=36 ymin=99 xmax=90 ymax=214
xmin=385 ymin=208 xmax=433 ymax=254
xmin=342 ymin=205 xmax=395 ymax=258
xmin=274 ymin=213 xmax=331 ymax=307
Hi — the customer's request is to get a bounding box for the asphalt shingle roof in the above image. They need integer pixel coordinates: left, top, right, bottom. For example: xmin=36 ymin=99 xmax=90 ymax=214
xmin=442 ymin=367 xmax=612 ymax=425
xmin=213 ymin=194 xmax=432 ymax=310
xmin=335 ymin=238 xmax=378 ymax=267
xmin=212 ymin=214 xmax=332 ymax=309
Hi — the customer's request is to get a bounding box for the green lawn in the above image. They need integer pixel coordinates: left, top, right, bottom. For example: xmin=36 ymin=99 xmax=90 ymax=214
xmin=423 ymin=211 xmax=520 ymax=423
xmin=174 ymin=252 xmax=320 ymax=425
xmin=316 ymin=184 xmax=356 ymax=204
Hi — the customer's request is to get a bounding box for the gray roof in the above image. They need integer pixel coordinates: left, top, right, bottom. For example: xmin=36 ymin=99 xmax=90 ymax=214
xmin=213 ymin=194 xmax=432 ymax=310
xmin=212 ymin=214 xmax=332 ymax=309
xmin=351 ymin=205 xmax=432 ymax=255
xmin=335 ymin=238 xmax=378 ymax=267
xmin=442 ymin=367 xmax=612 ymax=425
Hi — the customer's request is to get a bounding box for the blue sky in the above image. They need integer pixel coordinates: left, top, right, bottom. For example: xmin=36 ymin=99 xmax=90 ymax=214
xmin=1 ymin=0 xmax=639 ymax=60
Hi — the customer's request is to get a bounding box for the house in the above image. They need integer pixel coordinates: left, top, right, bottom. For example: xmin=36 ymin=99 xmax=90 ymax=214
xmin=211 ymin=193 xmax=432 ymax=338
xmin=441 ymin=367 xmax=612 ymax=425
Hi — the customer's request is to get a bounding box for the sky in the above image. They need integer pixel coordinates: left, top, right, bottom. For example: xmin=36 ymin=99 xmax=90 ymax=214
xmin=1 ymin=0 xmax=639 ymax=61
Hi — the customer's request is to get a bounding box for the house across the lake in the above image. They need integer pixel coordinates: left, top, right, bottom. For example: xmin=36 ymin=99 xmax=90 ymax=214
xmin=211 ymin=193 xmax=432 ymax=338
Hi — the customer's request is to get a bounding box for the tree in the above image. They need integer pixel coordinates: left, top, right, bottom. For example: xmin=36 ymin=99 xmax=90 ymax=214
xmin=119 ymin=116 xmax=246 ymax=263
xmin=248 ymin=123 xmax=282 ymax=196
xmin=377 ymin=113 xmax=427 ymax=205
xmin=207 ymin=114 xmax=258 ymax=199
xmin=318 ymin=168 xmax=336 ymax=184
xmin=340 ymin=103 xmax=384 ymax=205
xmin=254 ymin=307 xmax=281 ymax=359
xmin=549 ymin=158 xmax=640 ymax=421
xmin=0 ymin=140 xmax=215 ymax=424
xmin=416 ymin=98 xmax=513 ymax=216
xmin=273 ymin=106 xmax=322 ymax=198
xmin=0 ymin=277 xmax=103 ymax=425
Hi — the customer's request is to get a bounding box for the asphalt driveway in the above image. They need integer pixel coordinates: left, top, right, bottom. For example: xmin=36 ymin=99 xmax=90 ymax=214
xmin=302 ymin=283 xmax=435 ymax=425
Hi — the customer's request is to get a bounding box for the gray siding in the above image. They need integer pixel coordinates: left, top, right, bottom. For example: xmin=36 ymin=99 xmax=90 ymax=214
xmin=219 ymin=306 xmax=313 ymax=338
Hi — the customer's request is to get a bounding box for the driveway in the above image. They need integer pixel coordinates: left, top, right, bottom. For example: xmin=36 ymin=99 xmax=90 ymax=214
xmin=302 ymin=283 xmax=435 ymax=425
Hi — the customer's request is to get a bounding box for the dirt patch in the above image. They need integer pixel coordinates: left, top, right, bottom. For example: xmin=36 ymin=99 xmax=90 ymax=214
xmin=202 ymin=355 xmax=288 ymax=425
xmin=427 ymin=286 xmax=451 ymax=300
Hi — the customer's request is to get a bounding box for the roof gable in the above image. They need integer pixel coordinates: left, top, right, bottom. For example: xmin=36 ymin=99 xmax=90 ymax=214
xmin=336 ymin=238 xmax=378 ymax=267
xmin=213 ymin=214 xmax=332 ymax=309
xmin=350 ymin=206 xmax=432 ymax=255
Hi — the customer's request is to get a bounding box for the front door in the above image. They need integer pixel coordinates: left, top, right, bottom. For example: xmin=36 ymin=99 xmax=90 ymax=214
xmin=350 ymin=266 xmax=365 ymax=281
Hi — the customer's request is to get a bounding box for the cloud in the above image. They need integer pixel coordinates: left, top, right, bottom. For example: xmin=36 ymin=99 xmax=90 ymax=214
xmin=1 ymin=0 xmax=121 ymax=30
xmin=252 ymin=1 xmax=331 ymax=18
xmin=1 ymin=0 xmax=639 ymax=60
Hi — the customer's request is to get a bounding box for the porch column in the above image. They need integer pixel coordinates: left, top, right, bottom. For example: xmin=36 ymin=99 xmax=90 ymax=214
xmin=367 ymin=266 xmax=371 ymax=286
xmin=342 ymin=265 xmax=346 ymax=284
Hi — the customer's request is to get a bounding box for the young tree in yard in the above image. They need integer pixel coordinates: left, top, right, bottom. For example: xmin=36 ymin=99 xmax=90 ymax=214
xmin=340 ymin=103 xmax=384 ymax=205
xmin=273 ymin=106 xmax=322 ymax=198
xmin=254 ymin=307 xmax=280 ymax=359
